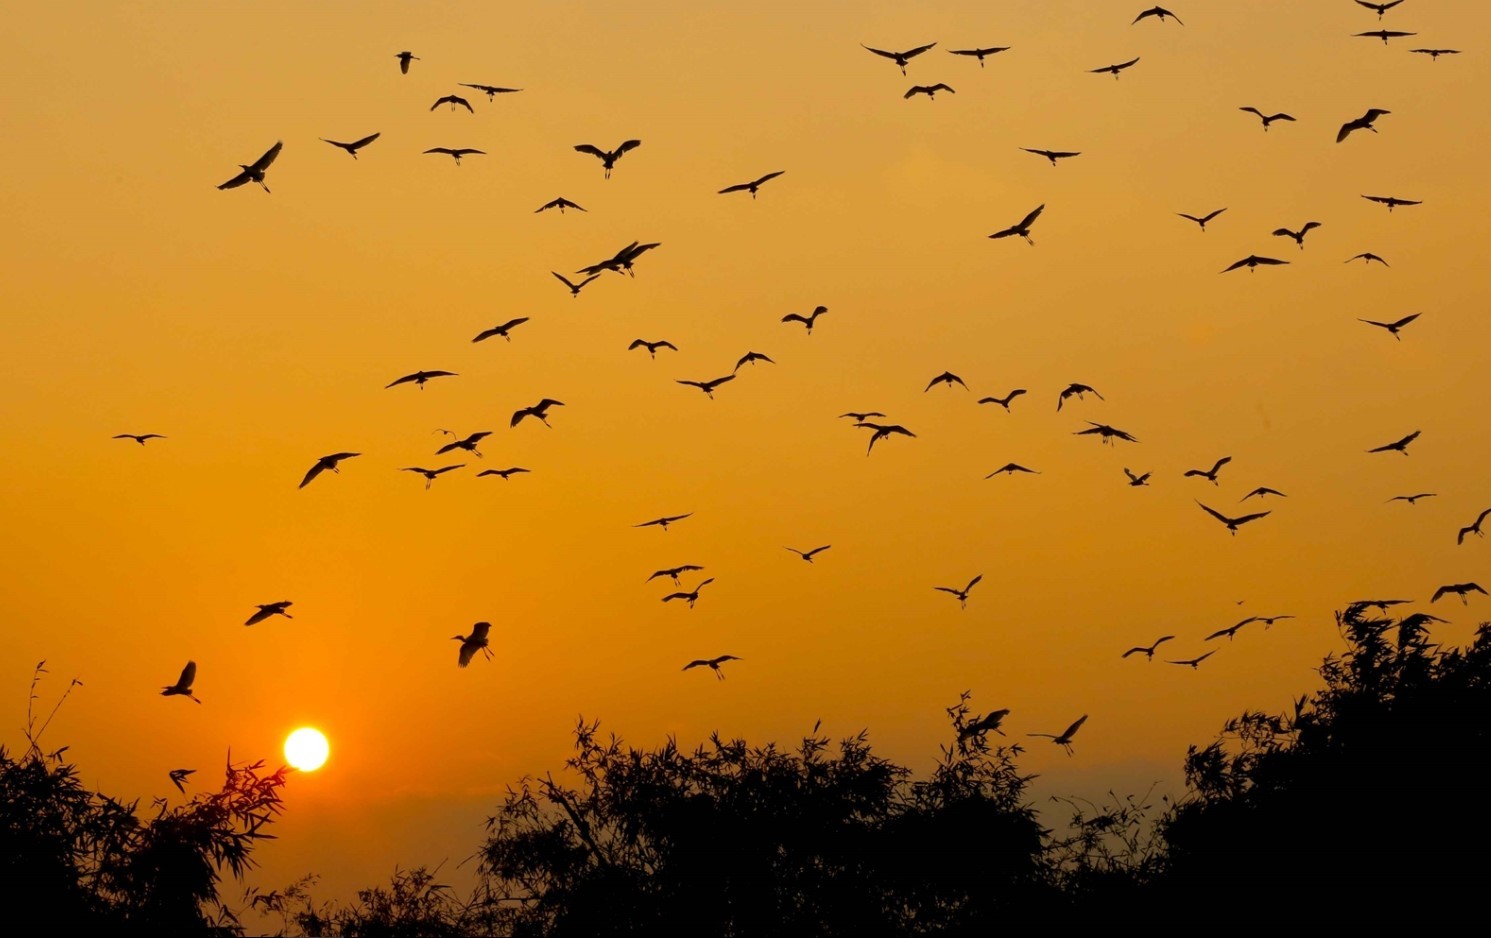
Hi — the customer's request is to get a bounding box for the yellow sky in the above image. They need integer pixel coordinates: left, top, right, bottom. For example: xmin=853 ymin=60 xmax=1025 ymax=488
xmin=3 ymin=0 xmax=1489 ymax=905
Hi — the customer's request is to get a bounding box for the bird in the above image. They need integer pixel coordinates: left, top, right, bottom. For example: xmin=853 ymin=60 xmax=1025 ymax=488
xmin=1222 ymin=255 xmax=1289 ymax=273
xmin=1089 ymin=57 xmax=1140 ymax=79
xmin=718 ymin=171 xmax=785 ymax=199
xmin=1196 ymin=501 xmax=1270 ymax=535
xmin=662 ymin=578 xmax=715 ymax=608
xmin=935 ymin=574 xmax=983 ymax=610
xmin=1057 ymin=383 xmax=1103 ymax=411
xmin=1410 ymin=48 xmax=1461 ymax=60
xmin=1389 ymin=493 xmax=1437 ymax=505
xmin=386 ymin=370 xmax=456 ymax=390
xmin=782 ymin=306 xmax=829 ymax=334
xmin=635 ymin=513 xmax=693 ymax=531
xmin=1167 ymin=651 xmax=1217 ymax=669
xmin=1075 ymin=423 xmax=1139 ymax=445
xmin=460 ymin=83 xmax=523 ymax=100
xmin=424 ymin=147 xmax=485 ymax=165
xmin=1367 ymin=430 xmax=1420 ymax=455
xmin=647 ymin=565 xmax=704 ymax=584
xmin=979 ymin=389 xmax=1027 ymax=411
xmin=536 ymin=197 xmax=585 ymax=214
xmin=1272 ymin=221 xmax=1322 ymax=249
xmin=1021 ymin=147 xmax=1081 ymax=166
xmin=396 ymin=51 xmax=418 ymax=74
xmin=1124 ymin=468 xmax=1152 ymax=487
xmin=677 ymin=375 xmax=736 ymax=398
xmin=113 ymin=433 xmax=165 ymax=445
xmin=574 ymin=140 xmax=641 ymax=179
xmin=1347 ymin=252 xmax=1389 ymax=266
xmin=321 ymin=133 xmax=381 ymax=159
xmin=1355 ymin=0 xmax=1405 ymax=18
xmin=986 ymin=463 xmax=1039 ymax=478
xmin=925 ymin=371 xmax=968 ymax=392
xmin=861 ymin=42 xmax=937 ymax=75
xmin=161 ymin=661 xmax=201 ymax=703
xmin=401 ymin=465 xmax=464 ymax=489
xmin=1184 ymin=456 xmax=1232 ymax=485
xmin=1457 ymin=508 xmax=1491 ymax=545
xmin=856 ymin=422 xmax=916 ymax=455
xmin=1362 ymin=194 xmax=1421 ymax=211
xmin=988 ymin=204 xmax=1044 ymax=245
xmin=1359 ymin=313 xmax=1420 ymax=339
xmin=1337 ymin=108 xmax=1391 ymax=142
xmin=552 ymin=272 xmax=600 ymax=297
xmin=477 ymin=467 xmax=529 ymax=480
xmin=1133 ymin=6 xmax=1183 ymax=25
xmin=453 ymin=622 xmax=492 ymax=667
xmin=1122 ymin=636 xmax=1175 ymax=660
xmin=511 ymin=399 xmax=565 ymax=428
xmin=840 ymin=411 xmax=886 ymax=421
xmin=436 ymin=431 xmax=492 ymax=457
xmin=1356 ymin=30 xmax=1416 ymax=45
xmin=904 ymin=83 xmax=956 ymax=99
xmin=168 ymin=768 xmax=195 ymax=794
xmin=1239 ymin=107 xmax=1295 ymax=130
xmin=682 ymin=654 xmax=740 ymax=680
xmin=786 ymin=545 xmax=831 ymax=562
xmin=1028 ymin=715 xmax=1087 ymax=755
xmin=958 ymin=709 xmax=1011 ymax=742
xmin=1177 ymin=208 xmax=1227 ymax=232
xmin=734 ymin=351 xmax=774 ymax=371
xmin=630 ymin=339 xmax=678 ymax=359
xmin=1247 ymin=615 xmax=1296 ymax=629
xmin=1431 ymin=583 xmax=1487 ymax=605
xmin=1242 ymin=487 xmax=1287 ymax=501
xmin=1205 ymin=619 xmax=1253 ymax=642
xmin=431 ymin=94 xmax=474 ymax=113
xmin=578 ymin=241 xmax=661 ymax=278
xmin=299 ymin=452 xmax=360 ymax=489
xmin=473 ymin=318 xmax=530 ymax=343
xmin=947 ymin=47 xmax=1009 ymax=67
xmin=217 ymin=141 xmax=282 ymax=193
xmin=244 ymin=601 xmax=293 ymax=626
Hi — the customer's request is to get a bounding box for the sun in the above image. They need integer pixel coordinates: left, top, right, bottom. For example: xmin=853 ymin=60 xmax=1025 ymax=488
xmin=284 ymin=727 xmax=329 ymax=771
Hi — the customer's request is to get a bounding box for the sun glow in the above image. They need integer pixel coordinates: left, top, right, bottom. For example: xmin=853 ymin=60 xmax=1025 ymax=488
xmin=284 ymin=727 xmax=329 ymax=772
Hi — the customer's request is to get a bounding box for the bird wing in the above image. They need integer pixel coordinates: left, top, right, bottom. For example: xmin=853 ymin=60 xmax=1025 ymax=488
xmin=806 ymin=545 xmax=831 ymax=558
xmin=615 ymin=139 xmax=642 ymax=155
xmin=349 ymin=132 xmax=380 ymax=149
xmin=249 ymin=141 xmax=284 ymax=173
xmin=677 ymin=380 xmax=705 ymax=390
xmin=574 ymin=144 xmax=607 ymax=158
xmin=1302 ymin=222 xmax=1321 ymax=233
xmin=1235 ymin=511 xmax=1271 ymax=524
xmin=1121 ymin=647 xmax=1145 ymax=658
xmin=1239 ymin=106 xmax=1264 ymax=117
xmin=753 ymin=171 xmax=785 ymax=186
xmin=931 ymin=83 xmax=955 ymax=92
xmin=719 ymin=182 xmax=751 ymax=193
xmin=456 ymin=97 xmax=473 ymax=111
xmin=904 ymin=86 xmax=926 ymax=98
xmin=934 ymin=586 xmax=962 ymax=595
xmin=500 ymin=317 xmax=529 ymax=331
xmin=1019 ymin=204 xmax=1045 ymax=228
xmin=904 ymin=42 xmax=937 ymax=57
xmin=1213 ymin=457 xmax=1233 ymax=472
xmin=966 ymin=575 xmax=983 ymax=591
xmin=682 ymin=659 xmax=709 ymax=670
xmin=177 ymin=660 xmax=196 ymax=688
xmin=1116 ymin=57 xmax=1141 ymax=69
xmin=1061 ymin=715 xmax=1088 ymax=739
xmin=1391 ymin=313 xmax=1420 ymax=328
xmin=661 ymin=592 xmax=689 ymax=602
xmin=782 ymin=313 xmax=809 ymax=323
xmin=299 ymin=462 xmax=327 ymax=488
xmin=385 ymin=373 xmax=417 ymax=388
xmin=217 ymin=168 xmax=253 ymax=189
xmin=861 ymin=44 xmax=898 ymax=59
xmin=1196 ymin=501 xmax=1231 ymax=524
xmin=244 ymin=608 xmax=273 ymax=626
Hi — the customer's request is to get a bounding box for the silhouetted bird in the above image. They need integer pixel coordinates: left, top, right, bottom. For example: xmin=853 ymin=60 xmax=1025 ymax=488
xmin=1206 ymin=619 xmax=1252 ymax=641
xmin=1362 ymin=194 xmax=1420 ymax=211
xmin=1075 ymin=422 xmax=1139 ymax=445
xmin=218 ymin=141 xmax=282 ymax=193
xmin=387 ymin=370 xmax=456 ymax=390
xmin=1356 ymin=29 xmax=1416 ymax=44
xmin=986 ymin=463 xmax=1038 ymax=478
xmin=1355 ymin=0 xmax=1405 ymax=18
xmin=321 ymin=133 xmax=381 ymax=158
xmin=677 ymin=375 xmax=736 ymax=398
xmin=1184 ymin=456 xmax=1232 ymax=485
xmin=1337 ymin=108 xmax=1390 ymax=142
xmin=1057 ymin=383 xmax=1103 ymax=411
xmin=1347 ymin=252 xmax=1389 ymax=266
xmin=396 ymin=51 xmax=418 ymax=74
xmin=1222 ymin=255 xmax=1289 ymax=273
xmin=1389 ymin=493 xmax=1436 ymax=505
xmin=905 ymin=83 xmax=955 ymax=99
xmin=1089 ymin=57 xmax=1140 ymax=79
xmin=1123 ymin=636 xmax=1175 ymax=659
xmin=1242 ymin=487 xmax=1287 ymax=501
xmin=735 ymin=351 xmax=774 ymax=371
xmin=511 ymin=398 xmax=565 ymax=428
xmin=1167 ymin=651 xmax=1217 ymax=669
xmin=473 ymin=318 xmax=530 ymax=343
xmin=424 ymin=147 xmax=484 ymax=165
xmin=979 ymin=389 xmax=1027 ymax=411
xmin=477 ymin=467 xmax=529 ymax=480
xmin=958 ymin=709 xmax=1010 ymax=742
xmin=1124 ymin=468 xmax=1152 ymax=486
xmin=1021 ymin=147 xmax=1081 ymax=166
xmin=840 ymin=411 xmax=886 ymax=421
xmin=648 ymin=564 xmax=704 ymax=584
xmin=1367 ymin=430 xmax=1420 ymax=455
xmin=460 ymin=83 xmax=523 ymax=100
xmin=947 ymin=47 xmax=1009 ymax=67
xmin=161 ymin=660 xmax=201 ymax=703
xmin=662 ymin=578 xmax=715 ymax=609
xmin=786 ymin=545 xmax=831 ymax=562
xmin=683 ymin=654 xmax=740 ymax=680
xmin=1239 ymin=107 xmax=1295 ymax=131
xmin=630 ymin=339 xmax=678 ymax=358
xmin=1359 ymin=313 xmax=1419 ymax=339
xmin=431 ymin=94 xmax=474 ymax=113
xmin=1177 ymin=208 xmax=1226 ymax=231
xmin=635 ymin=513 xmax=692 ymax=531
xmin=245 ymin=601 xmax=293 ymax=626
xmin=1273 ymin=221 xmax=1322 ymax=249
xmin=926 ymin=371 xmax=968 ymax=391
xmin=535 ymin=197 xmax=585 ymax=214
xmin=1457 ymin=508 xmax=1491 ymax=545
xmin=1245 ymin=614 xmax=1295 ymax=629
xmin=1410 ymin=48 xmax=1461 ymax=60
xmin=1431 ymin=582 xmax=1487 ymax=605
xmin=1028 ymin=715 xmax=1087 ymax=755
xmin=436 ymin=431 xmax=492 ymax=457
xmin=168 ymin=768 xmax=195 ymax=793
xmin=862 ymin=42 xmax=937 ymax=75
xmin=114 ymin=433 xmax=165 ymax=445
xmin=1196 ymin=500 xmax=1270 ymax=535
xmin=935 ymin=574 xmax=983 ymax=610
xmin=989 ymin=204 xmax=1044 ymax=245
xmin=552 ymin=271 xmax=600 ymax=297
xmin=856 ymin=422 xmax=916 ymax=455
xmin=579 ymin=241 xmax=660 ymax=278
xmin=401 ymin=465 xmax=463 ymax=489
xmin=719 ymin=171 xmax=785 ymax=199
xmin=783 ymin=306 xmax=828 ymax=334
xmin=1133 ymin=6 xmax=1183 ymax=25
xmin=300 ymin=452 xmax=359 ymax=489
xmin=454 ymin=621 xmax=492 ymax=667
xmin=574 ymin=140 xmax=641 ymax=179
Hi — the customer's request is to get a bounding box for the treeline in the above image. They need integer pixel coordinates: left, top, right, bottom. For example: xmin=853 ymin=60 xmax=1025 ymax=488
xmin=6 ymin=604 xmax=1489 ymax=936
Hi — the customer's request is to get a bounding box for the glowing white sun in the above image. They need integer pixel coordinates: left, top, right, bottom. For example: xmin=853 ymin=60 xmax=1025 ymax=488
xmin=284 ymin=727 xmax=329 ymax=771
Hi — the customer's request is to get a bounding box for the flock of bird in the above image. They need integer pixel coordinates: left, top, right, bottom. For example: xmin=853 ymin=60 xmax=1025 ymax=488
xmin=105 ymin=2 xmax=1481 ymax=764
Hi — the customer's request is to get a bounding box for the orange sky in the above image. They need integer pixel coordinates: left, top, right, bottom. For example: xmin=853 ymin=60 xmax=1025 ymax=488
xmin=3 ymin=0 xmax=1489 ymax=907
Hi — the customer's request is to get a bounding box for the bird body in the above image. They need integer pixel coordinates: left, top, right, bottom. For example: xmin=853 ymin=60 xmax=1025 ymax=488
xmin=114 ymin=433 xmax=165 ymax=445
xmin=935 ymin=574 xmax=983 ymax=609
xmin=979 ymin=389 xmax=1026 ymax=410
xmin=958 ymin=708 xmax=1011 ymax=740
xmin=511 ymin=398 xmax=565 ymax=428
xmin=1206 ymin=619 xmax=1253 ymax=641
xmin=1431 ymin=583 xmax=1487 ymax=605
xmin=926 ymin=370 xmax=967 ymax=392
xmin=1359 ymin=313 xmax=1419 ymax=339
xmin=1347 ymin=252 xmax=1389 ymax=266
xmin=574 ymin=140 xmax=641 ymax=178
xmin=1366 ymin=430 xmax=1420 ymax=455
xmin=1355 ymin=0 xmax=1405 ymax=17
xmin=905 ymin=83 xmax=955 ymax=99
xmin=986 ymin=463 xmax=1038 ymax=478
xmin=1337 ymin=109 xmax=1390 ymax=142
xmin=431 ymin=94 xmax=474 ymax=113
xmin=473 ymin=318 xmax=530 ymax=343
xmin=477 ymin=467 xmax=529 ymax=480
xmin=1057 ymin=383 xmax=1103 ymax=411
xmin=1123 ymin=636 xmax=1175 ymax=659
xmin=1356 ymin=30 xmax=1416 ymax=44
xmin=1272 ymin=221 xmax=1322 ymax=248
xmin=1167 ymin=651 xmax=1217 ymax=669
xmin=424 ymin=147 xmax=485 ymax=164
xmin=1242 ymin=487 xmax=1287 ymax=501
xmin=677 ymin=375 xmax=736 ymax=398
xmin=1133 ymin=6 xmax=1183 ymax=25
xmin=161 ymin=661 xmax=201 ymax=703
xmin=218 ymin=141 xmax=282 ymax=193
xmin=683 ymin=654 xmax=740 ymax=679
xmin=862 ymin=41 xmax=937 ymax=74
xmin=648 ymin=564 xmax=704 ymax=584
xmin=734 ymin=351 xmax=774 ymax=371
xmin=1390 ymin=493 xmax=1436 ymax=505
xmin=782 ymin=306 xmax=828 ymax=334
xmin=1090 ymin=57 xmax=1140 ymax=78
xmin=856 ymin=422 xmax=916 ymax=455
xmin=1362 ymin=194 xmax=1420 ymax=211
xmin=1124 ymin=468 xmax=1151 ymax=487
xmin=321 ymin=133 xmax=380 ymax=158
xmin=460 ymin=83 xmax=523 ymax=99
xmin=1028 ymin=715 xmax=1087 ymax=754
xmin=989 ymin=204 xmax=1044 ymax=244
xmin=948 ymin=47 xmax=1009 ymax=67
xmin=553 ymin=271 xmax=600 ymax=296
xmin=536 ymin=197 xmax=585 ymax=214
xmin=635 ymin=513 xmax=692 ymax=531
xmin=396 ymin=51 xmax=418 ymax=74
xmin=840 ymin=411 xmax=886 ymax=421
xmin=662 ymin=578 xmax=715 ymax=608
xmin=454 ymin=621 xmax=492 ymax=667
xmin=786 ymin=545 xmax=831 ymax=562
xmin=719 ymin=171 xmax=785 ymax=198
xmin=1411 ymin=48 xmax=1461 ymax=60
xmin=1197 ymin=500 xmax=1270 ymax=535
xmin=1184 ymin=456 xmax=1232 ymax=485
xmin=1075 ymin=422 xmax=1139 ymax=445
xmin=387 ymin=370 xmax=457 ymax=390
xmin=1022 ymin=147 xmax=1081 ymax=165
xmin=1222 ymin=255 xmax=1289 ymax=273
xmin=401 ymin=465 xmax=464 ymax=489
xmin=1178 ymin=208 xmax=1226 ymax=231
xmin=436 ymin=431 xmax=492 ymax=457
xmin=1456 ymin=508 xmax=1491 ymax=545
xmin=244 ymin=601 xmax=293 ymax=626
xmin=300 ymin=452 xmax=360 ymax=489
xmin=630 ymin=339 xmax=678 ymax=358
xmin=1240 ymin=107 xmax=1295 ymax=130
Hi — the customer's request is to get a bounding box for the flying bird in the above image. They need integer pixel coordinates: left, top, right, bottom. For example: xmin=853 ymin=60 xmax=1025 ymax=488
xmin=1177 ymin=208 xmax=1227 ymax=231
xmin=734 ymin=351 xmax=775 ymax=371
xmin=578 ymin=241 xmax=660 ymax=278
xmin=1431 ymin=583 xmax=1487 ymax=605
xmin=168 ymin=768 xmax=195 ymax=794
xmin=988 ymin=204 xmax=1045 ymax=245
xmin=1336 ymin=108 xmax=1390 ymax=142
xmin=386 ymin=370 xmax=456 ymax=390
xmin=630 ymin=339 xmax=678 ymax=358
xmin=1184 ymin=456 xmax=1233 ymax=485
xmin=1356 ymin=29 xmax=1416 ymax=44
xmin=1122 ymin=636 xmax=1175 ymax=660
xmin=535 ymin=197 xmax=585 ymax=214
xmin=217 ymin=141 xmax=282 ymax=193
xmin=1222 ymin=255 xmax=1289 ymax=273
xmin=1355 ymin=0 xmax=1405 ymax=18
xmin=1272 ymin=221 xmax=1322 ymax=249
xmin=958 ymin=709 xmax=1011 ymax=742
xmin=460 ymin=83 xmax=523 ymax=100
xmin=683 ymin=654 xmax=740 ymax=680
xmin=436 ymin=431 xmax=492 ymax=457
xmin=1133 ymin=6 xmax=1183 ymax=25
xmin=431 ymin=94 xmax=474 ymax=113
xmin=782 ymin=306 xmax=828 ymax=334
xmin=1366 ymin=430 xmax=1420 ymax=455
xmin=401 ymin=465 xmax=464 ymax=489
xmin=1124 ymin=468 xmax=1152 ymax=487
xmin=1167 ymin=651 xmax=1218 ymax=669
xmin=718 ymin=171 xmax=785 ymax=199
xmin=1028 ymin=715 xmax=1088 ymax=755
xmin=1389 ymin=493 xmax=1436 ymax=505
xmin=786 ymin=545 xmax=832 ymax=563
xmin=1239 ymin=107 xmax=1295 ymax=131
xmin=1021 ymin=147 xmax=1081 ymax=166
xmin=677 ymin=375 xmax=736 ymax=398
xmin=861 ymin=42 xmax=937 ymax=75
xmin=424 ymin=147 xmax=485 ymax=165
xmin=1205 ymin=619 xmax=1253 ymax=641
xmin=511 ymin=398 xmax=565 ymax=428
xmin=1247 ymin=615 xmax=1296 ymax=629
xmin=904 ymin=83 xmax=955 ymax=99
xmin=1361 ymin=194 xmax=1420 ymax=211
xmin=856 ymin=422 xmax=916 ymax=455
xmin=1074 ymin=422 xmax=1139 ymax=445
xmin=161 ymin=661 xmax=201 ymax=703
xmin=321 ymin=133 xmax=380 ymax=158
xmin=299 ymin=452 xmax=360 ymax=489
xmin=473 ymin=318 xmax=530 ymax=343
xmin=1089 ymin=57 xmax=1140 ymax=78
xmin=1242 ymin=487 xmax=1287 ymax=501
xmin=396 ymin=51 xmax=418 ymax=74
xmin=947 ymin=46 xmax=1009 ymax=67
xmin=648 ymin=565 xmax=704 ymax=584
xmin=662 ymin=578 xmax=715 ymax=609
xmin=574 ymin=140 xmax=641 ymax=179
xmin=477 ymin=467 xmax=529 ymax=480
xmin=935 ymin=574 xmax=983 ymax=610
xmin=1358 ymin=313 xmax=1419 ymax=339
xmin=113 ymin=433 xmax=165 ymax=445
xmin=1057 ymin=383 xmax=1103 ymax=411
xmin=244 ymin=602 xmax=293 ymax=626
xmin=453 ymin=621 xmax=492 ymax=667
xmin=1196 ymin=501 xmax=1270 ymax=535
xmin=1410 ymin=48 xmax=1461 ymax=60
xmin=1456 ymin=508 xmax=1491 ymax=545
xmin=925 ymin=371 xmax=968 ymax=391
xmin=986 ymin=463 xmax=1039 ymax=478
xmin=1347 ymin=252 xmax=1389 ymax=266
xmin=635 ymin=513 xmax=693 ymax=531
xmin=979 ymin=389 xmax=1027 ymax=411
xmin=840 ymin=411 xmax=886 ymax=421
xmin=552 ymin=272 xmax=600 ymax=297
